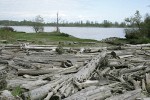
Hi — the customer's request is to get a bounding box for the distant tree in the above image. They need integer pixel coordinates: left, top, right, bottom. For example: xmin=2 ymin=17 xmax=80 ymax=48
xmin=125 ymin=10 xmax=142 ymax=29
xmin=143 ymin=13 xmax=150 ymax=38
xmin=32 ymin=15 xmax=44 ymax=33
xmin=103 ymin=20 xmax=112 ymax=27
xmin=125 ymin=11 xmax=143 ymax=39
xmin=114 ymin=22 xmax=119 ymax=27
xmin=119 ymin=22 xmax=126 ymax=27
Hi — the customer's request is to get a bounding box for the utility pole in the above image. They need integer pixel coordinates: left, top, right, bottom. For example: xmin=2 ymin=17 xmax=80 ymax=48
xmin=56 ymin=12 xmax=60 ymax=32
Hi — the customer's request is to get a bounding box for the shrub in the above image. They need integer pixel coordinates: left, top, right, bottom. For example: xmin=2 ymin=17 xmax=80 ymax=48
xmin=59 ymin=33 xmax=70 ymax=37
xmin=0 ymin=27 xmax=14 ymax=32
xmin=56 ymin=45 xmax=64 ymax=54
xmin=125 ymin=29 xmax=142 ymax=39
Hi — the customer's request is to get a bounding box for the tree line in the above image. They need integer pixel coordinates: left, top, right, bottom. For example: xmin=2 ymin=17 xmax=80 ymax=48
xmin=0 ymin=19 xmax=127 ymax=28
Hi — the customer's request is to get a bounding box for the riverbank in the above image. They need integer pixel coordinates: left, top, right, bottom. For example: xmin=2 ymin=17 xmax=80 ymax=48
xmin=0 ymin=30 xmax=110 ymax=47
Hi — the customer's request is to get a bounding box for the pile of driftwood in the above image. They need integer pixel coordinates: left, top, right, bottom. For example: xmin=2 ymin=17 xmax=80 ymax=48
xmin=0 ymin=43 xmax=150 ymax=100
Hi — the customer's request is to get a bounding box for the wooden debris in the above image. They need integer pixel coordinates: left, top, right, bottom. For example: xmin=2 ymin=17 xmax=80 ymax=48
xmin=0 ymin=43 xmax=150 ymax=100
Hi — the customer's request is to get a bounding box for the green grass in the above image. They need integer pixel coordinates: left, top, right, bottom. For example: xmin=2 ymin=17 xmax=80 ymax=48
xmin=0 ymin=31 xmax=98 ymax=46
xmin=11 ymin=86 xmax=22 ymax=97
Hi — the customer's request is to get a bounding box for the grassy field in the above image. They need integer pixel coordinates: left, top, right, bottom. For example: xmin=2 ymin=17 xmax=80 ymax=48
xmin=0 ymin=31 xmax=105 ymax=46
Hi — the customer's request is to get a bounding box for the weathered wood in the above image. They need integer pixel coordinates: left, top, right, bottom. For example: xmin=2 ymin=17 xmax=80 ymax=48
xmin=119 ymin=54 xmax=134 ymax=58
xmin=105 ymin=89 xmax=142 ymax=100
xmin=18 ymin=65 xmax=80 ymax=76
xmin=142 ymin=79 xmax=147 ymax=91
xmin=74 ymin=79 xmax=109 ymax=89
xmin=146 ymin=73 xmax=150 ymax=93
xmin=64 ymin=82 xmax=120 ymax=100
xmin=44 ymin=81 xmax=65 ymax=100
xmin=0 ymin=90 xmax=15 ymax=100
xmin=21 ymin=79 xmax=49 ymax=90
xmin=18 ymin=68 xmax=62 ymax=76
xmin=63 ymin=86 xmax=111 ymax=100
xmin=7 ymin=79 xmax=37 ymax=88
xmin=0 ymin=59 xmax=8 ymax=65
xmin=120 ymin=66 xmax=146 ymax=75
xmin=74 ymin=51 xmax=107 ymax=82
xmin=22 ymin=75 xmax=72 ymax=100
xmin=21 ymin=43 xmax=57 ymax=50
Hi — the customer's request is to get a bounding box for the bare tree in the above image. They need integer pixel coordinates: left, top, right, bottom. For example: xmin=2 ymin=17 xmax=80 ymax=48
xmin=56 ymin=12 xmax=60 ymax=32
xmin=33 ymin=15 xmax=44 ymax=33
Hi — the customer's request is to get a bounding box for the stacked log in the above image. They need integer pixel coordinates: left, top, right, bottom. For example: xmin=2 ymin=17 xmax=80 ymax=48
xmin=0 ymin=43 xmax=150 ymax=100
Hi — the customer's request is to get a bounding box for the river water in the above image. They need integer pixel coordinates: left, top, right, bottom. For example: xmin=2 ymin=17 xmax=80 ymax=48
xmin=8 ymin=26 xmax=125 ymax=40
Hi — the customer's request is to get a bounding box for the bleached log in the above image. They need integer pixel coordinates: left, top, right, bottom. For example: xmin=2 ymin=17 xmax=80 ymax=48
xmin=74 ymin=80 xmax=109 ymax=89
xmin=125 ymin=43 xmax=150 ymax=47
xmin=146 ymin=73 xmax=150 ymax=93
xmin=22 ymin=75 xmax=72 ymax=100
xmin=120 ymin=66 xmax=146 ymax=75
xmin=63 ymin=86 xmax=111 ymax=100
xmin=7 ymin=79 xmax=37 ymax=88
xmin=105 ymin=89 xmax=142 ymax=100
xmin=18 ymin=65 xmax=80 ymax=76
xmin=57 ymin=78 xmax=74 ymax=98
xmin=63 ymin=82 xmax=120 ymax=100
xmin=86 ymin=90 xmax=111 ymax=100
xmin=44 ymin=81 xmax=65 ymax=100
xmin=127 ymin=75 xmax=141 ymax=90
xmin=142 ymin=79 xmax=147 ymax=91
xmin=21 ymin=79 xmax=49 ymax=90
xmin=108 ymin=61 xmax=121 ymax=67
xmin=129 ymin=58 xmax=150 ymax=63
xmin=74 ymin=51 xmax=106 ymax=82
xmin=18 ymin=68 xmax=60 ymax=76
xmin=21 ymin=43 xmax=57 ymax=50
xmin=63 ymin=83 xmax=74 ymax=97
xmin=0 ymin=90 xmax=15 ymax=100
xmin=101 ymin=67 xmax=111 ymax=76
xmin=119 ymin=54 xmax=134 ymax=59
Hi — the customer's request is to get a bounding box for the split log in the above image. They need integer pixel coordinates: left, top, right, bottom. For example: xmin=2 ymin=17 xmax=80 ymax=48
xmin=22 ymin=75 xmax=72 ymax=100
xmin=44 ymin=81 xmax=66 ymax=100
xmin=105 ymin=89 xmax=142 ymax=100
xmin=74 ymin=51 xmax=106 ymax=82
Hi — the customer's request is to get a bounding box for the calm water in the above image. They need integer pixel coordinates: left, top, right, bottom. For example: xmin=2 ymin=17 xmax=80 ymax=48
xmin=9 ymin=26 xmax=125 ymax=40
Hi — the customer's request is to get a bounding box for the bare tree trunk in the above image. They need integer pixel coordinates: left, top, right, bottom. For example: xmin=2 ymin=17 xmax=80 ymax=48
xmin=56 ymin=12 xmax=60 ymax=32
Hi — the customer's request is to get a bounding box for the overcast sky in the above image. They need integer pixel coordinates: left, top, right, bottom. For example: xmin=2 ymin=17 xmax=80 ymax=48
xmin=0 ymin=0 xmax=149 ymax=23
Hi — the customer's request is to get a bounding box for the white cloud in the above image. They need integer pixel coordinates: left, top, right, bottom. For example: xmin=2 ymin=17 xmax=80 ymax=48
xmin=0 ymin=0 xmax=149 ymax=22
